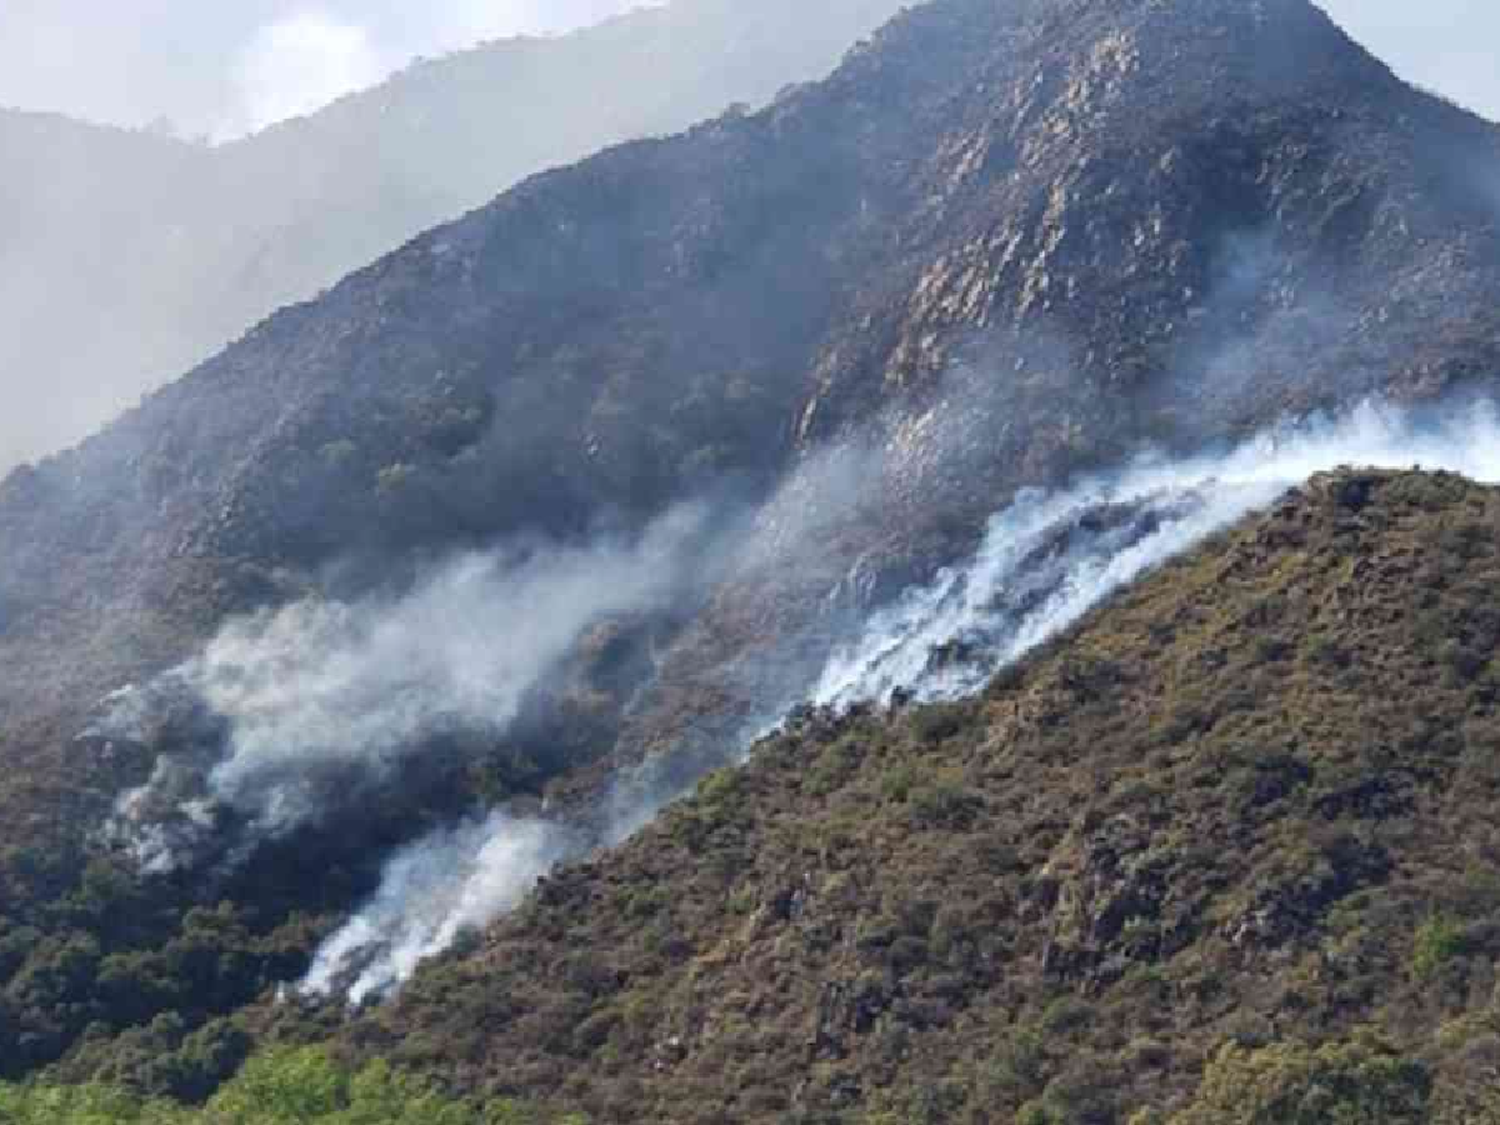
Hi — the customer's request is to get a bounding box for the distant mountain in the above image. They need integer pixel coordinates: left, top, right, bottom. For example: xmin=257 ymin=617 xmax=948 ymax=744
xmin=0 ymin=0 xmax=909 ymax=470
xmin=5 ymin=0 xmax=1500 ymax=1109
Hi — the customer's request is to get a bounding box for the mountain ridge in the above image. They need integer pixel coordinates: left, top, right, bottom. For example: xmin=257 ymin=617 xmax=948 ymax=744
xmin=0 ymin=0 xmax=911 ymax=471
xmin=5 ymin=0 xmax=1500 ymax=1106
xmin=341 ymin=467 xmax=1500 ymax=1123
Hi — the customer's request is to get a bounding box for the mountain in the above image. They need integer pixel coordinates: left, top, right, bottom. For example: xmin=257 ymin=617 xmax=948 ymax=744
xmin=339 ymin=468 xmax=1500 ymax=1123
xmin=5 ymin=0 xmax=1500 ymax=1110
xmin=14 ymin=477 xmax=1500 ymax=1116
xmin=0 ymin=0 xmax=909 ymax=471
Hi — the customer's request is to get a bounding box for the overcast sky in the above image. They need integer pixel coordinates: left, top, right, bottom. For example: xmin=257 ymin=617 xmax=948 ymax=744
xmin=0 ymin=1 xmax=1491 ymax=141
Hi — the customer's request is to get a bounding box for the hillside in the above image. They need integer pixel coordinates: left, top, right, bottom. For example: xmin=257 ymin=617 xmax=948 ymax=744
xmin=9 ymin=0 xmax=1500 ymax=736
xmin=348 ymin=469 xmax=1500 ymax=1123
xmin=5 ymin=0 xmax=1500 ymax=1106
xmin=0 ymin=0 xmax=908 ymax=470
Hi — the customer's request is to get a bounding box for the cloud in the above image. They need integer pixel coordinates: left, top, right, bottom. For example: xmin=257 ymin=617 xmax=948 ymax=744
xmin=219 ymin=2 xmax=664 ymax=139
xmin=0 ymin=1 xmax=655 ymax=138
xmin=0 ymin=1 xmax=1495 ymax=139
xmin=225 ymin=11 xmax=384 ymax=137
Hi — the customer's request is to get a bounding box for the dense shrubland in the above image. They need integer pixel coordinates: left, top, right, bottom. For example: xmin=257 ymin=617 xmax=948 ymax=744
xmin=0 ymin=1047 xmax=580 ymax=1125
xmin=333 ymin=472 xmax=1500 ymax=1122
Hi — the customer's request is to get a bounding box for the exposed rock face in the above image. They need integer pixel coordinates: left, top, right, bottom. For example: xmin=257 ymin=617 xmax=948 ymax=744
xmin=5 ymin=0 xmax=1500 ymax=1083
xmin=7 ymin=0 xmax=1500 ymax=710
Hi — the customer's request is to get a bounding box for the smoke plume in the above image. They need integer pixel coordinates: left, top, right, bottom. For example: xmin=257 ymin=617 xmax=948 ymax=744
xmin=305 ymin=395 xmax=1500 ymax=1002
xmin=101 ymin=383 xmax=1500 ymax=1002
xmin=815 ymin=397 xmax=1500 ymax=708
xmin=98 ymin=501 xmax=722 ymax=873
xmin=292 ymin=380 xmax=1003 ymax=1000
xmin=301 ymin=811 xmax=573 ymax=1004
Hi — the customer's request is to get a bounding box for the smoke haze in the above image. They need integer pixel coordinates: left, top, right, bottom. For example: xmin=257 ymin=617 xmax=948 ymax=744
xmin=300 ymin=395 xmax=1500 ymax=1003
xmin=13 ymin=0 xmax=1500 ymax=1010
xmin=301 ymin=811 xmax=572 ymax=1004
xmin=0 ymin=2 xmax=1493 ymax=137
xmin=815 ymin=398 xmax=1500 ymax=708
xmin=99 ymin=377 xmax=994 ymax=998
xmin=0 ymin=0 xmax=911 ymax=477
xmin=0 ymin=1 xmax=660 ymax=139
xmin=99 ymin=501 xmax=724 ymax=873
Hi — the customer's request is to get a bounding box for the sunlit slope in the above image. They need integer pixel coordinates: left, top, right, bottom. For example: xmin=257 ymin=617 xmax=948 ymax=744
xmin=6 ymin=0 xmax=1500 ymax=1100
xmin=353 ymin=469 xmax=1500 ymax=1123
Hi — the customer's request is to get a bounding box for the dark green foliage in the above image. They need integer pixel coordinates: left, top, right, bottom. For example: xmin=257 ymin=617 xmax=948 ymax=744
xmin=1411 ymin=916 xmax=1468 ymax=982
xmin=0 ymin=1046 xmax=571 ymax=1124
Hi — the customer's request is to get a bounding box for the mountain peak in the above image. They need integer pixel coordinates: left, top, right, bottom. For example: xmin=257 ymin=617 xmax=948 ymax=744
xmin=6 ymin=0 xmax=1500 ymax=1105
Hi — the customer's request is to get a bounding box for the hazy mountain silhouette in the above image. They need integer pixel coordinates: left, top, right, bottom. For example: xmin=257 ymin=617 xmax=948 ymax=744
xmin=0 ymin=0 xmax=909 ymax=470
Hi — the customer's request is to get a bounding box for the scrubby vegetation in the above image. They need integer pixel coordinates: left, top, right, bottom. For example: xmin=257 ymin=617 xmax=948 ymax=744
xmin=1162 ymin=1037 xmax=1432 ymax=1124
xmin=9 ymin=465 xmax=1500 ymax=1121
xmin=9 ymin=479 xmax=1500 ymax=1123
xmin=330 ymin=471 xmax=1500 ymax=1122
xmin=7 ymin=0 xmax=1500 ymax=1116
xmin=0 ymin=1047 xmax=577 ymax=1124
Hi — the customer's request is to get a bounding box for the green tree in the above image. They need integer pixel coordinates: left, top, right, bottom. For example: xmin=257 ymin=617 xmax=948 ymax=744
xmin=1169 ymin=1038 xmax=1431 ymax=1125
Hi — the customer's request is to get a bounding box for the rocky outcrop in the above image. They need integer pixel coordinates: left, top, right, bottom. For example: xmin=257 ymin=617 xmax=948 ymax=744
xmin=6 ymin=0 xmax=1500 ymax=1086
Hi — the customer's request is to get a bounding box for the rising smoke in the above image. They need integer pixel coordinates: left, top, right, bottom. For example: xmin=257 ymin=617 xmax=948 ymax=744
xmin=97 ymin=501 xmax=725 ymax=874
xmin=293 ymin=375 xmax=1008 ymax=1000
xmin=300 ymin=395 xmax=1500 ymax=1002
xmin=97 ymin=361 xmax=1001 ymax=996
xmin=301 ymin=811 xmax=573 ymax=1004
xmin=815 ymin=397 xmax=1500 ymax=707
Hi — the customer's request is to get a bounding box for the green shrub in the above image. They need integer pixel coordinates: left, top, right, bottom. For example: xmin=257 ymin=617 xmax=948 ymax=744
xmin=0 ymin=1046 xmax=570 ymax=1125
xmin=1168 ymin=1038 xmax=1432 ymax=1124
xmin=909 ymin=703 xmax=970 ymax=745
xmin=908 ymin=781 xmax=982 ymax=829
xmin=1412 ymin=916 xmax=1468 ymax=981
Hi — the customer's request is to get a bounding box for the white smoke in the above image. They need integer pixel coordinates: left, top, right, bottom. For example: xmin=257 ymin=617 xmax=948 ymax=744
xmin=298 ymin=740 xmax=699 ymax=1002
xmin=814 ymin=397 xmax=1500 ymax=708
xmin=301 ymin=811 xmax=572 ymax=1004
xmin=227 ymin=12 xmax=384 ymax=137
xmin=100 ymin=501 xmax=720 ymax=872
xmin=303 ymin=396 xmax=1500 ymax=1002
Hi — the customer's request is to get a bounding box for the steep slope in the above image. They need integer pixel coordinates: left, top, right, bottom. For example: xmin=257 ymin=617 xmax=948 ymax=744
xmin=10 ymin=0 xmax=1500 ymax=726
xmin=6 ymin=0 xmax=1500 ymax=1091
xmin=0 ymin=0 xmax=909 ymax=470
xmin=350 ymin=469 xmax=1500 ymax=1123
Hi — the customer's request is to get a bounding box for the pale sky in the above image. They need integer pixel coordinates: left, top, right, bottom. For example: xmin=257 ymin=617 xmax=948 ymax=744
xmin=1318 ymin=0 xmax=1499 ymax=119
xmin=0 ymin=1 xmax=1492 ymax=141
xmin=0 ymin=1 xmax=658 ymax=141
